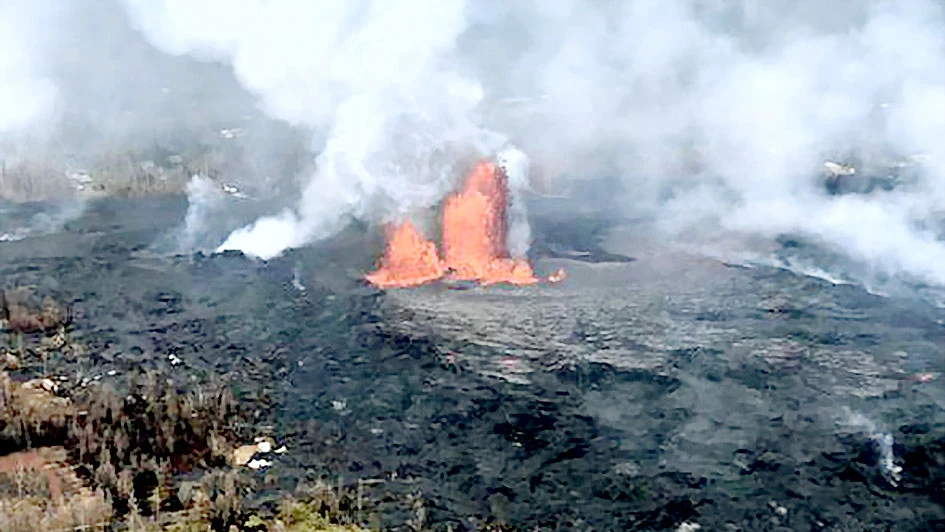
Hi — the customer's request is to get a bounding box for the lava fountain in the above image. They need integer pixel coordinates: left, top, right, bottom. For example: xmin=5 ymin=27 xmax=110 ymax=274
xmin=364 ymin=220 xmax=446 ymax=289
xmin=367 ymin=160 xmax=561 ymax=289
xmin=440 ymin=161 xmax=537 ymax=285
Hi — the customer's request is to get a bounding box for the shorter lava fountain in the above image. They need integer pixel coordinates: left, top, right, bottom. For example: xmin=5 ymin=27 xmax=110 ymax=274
xmin=366 ymin=160 xmax=564 ymax=289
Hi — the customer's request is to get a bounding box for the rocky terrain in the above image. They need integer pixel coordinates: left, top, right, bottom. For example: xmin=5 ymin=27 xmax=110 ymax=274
xmin=0 ymin=194 xmax=941 ymax=531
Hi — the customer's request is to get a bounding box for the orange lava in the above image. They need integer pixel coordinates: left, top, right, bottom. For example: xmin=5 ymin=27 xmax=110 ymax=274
xmin=441 ymin=161 xmax=538 ymax=285
xmin=547 ymin=267 xmax=567 ymax=283
xmin=367 ymin=160 xmax=560 ymax=289
xmin=364 ymin=220 xmax=445 ymax=289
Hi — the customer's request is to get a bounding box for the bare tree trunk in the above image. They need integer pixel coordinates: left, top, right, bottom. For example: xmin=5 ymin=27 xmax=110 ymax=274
xmin=0 ymin=288 xmax=8 ymax=324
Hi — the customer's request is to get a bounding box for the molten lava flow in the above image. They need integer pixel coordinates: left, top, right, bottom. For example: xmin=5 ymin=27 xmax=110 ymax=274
xmin=441 ymin=161 xmax=538 ymax=286
xmin=364 ymin=221 xmax=445 ymax=289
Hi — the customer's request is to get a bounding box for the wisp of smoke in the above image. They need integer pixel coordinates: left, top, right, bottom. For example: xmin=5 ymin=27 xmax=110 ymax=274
xmin=7 ymin=0 xmax=945 ymax=288
xmin=839 ymin=408 xmax=903 ymax=485
xmin=178 ymin=175 xmax=224 ymax=252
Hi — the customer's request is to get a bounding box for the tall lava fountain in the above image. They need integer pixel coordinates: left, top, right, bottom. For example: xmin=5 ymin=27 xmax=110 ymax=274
xmin=366 ymin=160 xmax=561 ymax=289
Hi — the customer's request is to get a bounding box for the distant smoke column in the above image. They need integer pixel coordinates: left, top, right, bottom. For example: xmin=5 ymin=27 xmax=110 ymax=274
xmin=497 ymin=146 xmax=532 ymax=258
xmin=179 ymin=175 xmax=223 ymax=251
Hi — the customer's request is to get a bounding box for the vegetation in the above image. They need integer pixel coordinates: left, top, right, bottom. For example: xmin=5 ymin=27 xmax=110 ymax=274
xmin=0 ymin=147 xmax=215 ymax=201
xmin=0 ymin=362 xmax=381 ymax=531
xmin=0 ymin=126 xmax=314 ymax=203
xmin=0 ymin=288 xmax=381 ymax=531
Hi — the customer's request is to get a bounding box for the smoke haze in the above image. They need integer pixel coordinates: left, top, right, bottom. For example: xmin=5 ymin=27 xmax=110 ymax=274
xmin=0 ymin=1 xmax=57 ymax=135
xmin=7 ymin=1 xmax=945 ymax=287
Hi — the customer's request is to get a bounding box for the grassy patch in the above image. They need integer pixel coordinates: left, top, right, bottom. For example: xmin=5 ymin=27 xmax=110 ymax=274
xmin=0 ymin=289 xmax=493 ymax=531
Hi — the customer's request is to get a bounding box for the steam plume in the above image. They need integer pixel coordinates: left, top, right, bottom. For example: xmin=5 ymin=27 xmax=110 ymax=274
xmin=4 ymin=0 xmax=945 ymax=288
xmin=122 ymin=0 xmax=507 ymax=260
xmin=116 ymin=0 xmax=945 ymax=283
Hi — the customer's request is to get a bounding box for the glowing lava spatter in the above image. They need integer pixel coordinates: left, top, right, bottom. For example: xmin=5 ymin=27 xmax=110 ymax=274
xmin=364 ymin=220 xmax=445 ymax=289
xmin=366 ymin=160 xmax=557 ymax=289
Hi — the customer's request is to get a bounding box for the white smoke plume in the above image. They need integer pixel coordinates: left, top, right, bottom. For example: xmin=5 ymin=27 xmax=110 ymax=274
xmin=122 ymin=0 xmax=508 ymax=260
xmin=116 ymin=0 xmax=945 ymax=284
xmin=498 ymin=146 xmax=533 ymax=258
xmin=4 ymin=1 xmax=945 ymax=287
xmin=0 ymin=0 xmax=277 ymax=177
xmin=178 ymin=175 xmax=224 ymax=252
xmin=839 ymin=408 xmax=903 ymax=485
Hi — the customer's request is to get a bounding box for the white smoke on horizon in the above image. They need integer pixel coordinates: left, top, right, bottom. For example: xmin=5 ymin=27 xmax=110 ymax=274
xmin=6 ymin=1 xmax=945 ymax=287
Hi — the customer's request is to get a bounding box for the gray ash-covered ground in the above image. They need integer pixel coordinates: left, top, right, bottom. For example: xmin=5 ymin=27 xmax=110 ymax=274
xmin=0 ymin=194 xmax=943 ymax=531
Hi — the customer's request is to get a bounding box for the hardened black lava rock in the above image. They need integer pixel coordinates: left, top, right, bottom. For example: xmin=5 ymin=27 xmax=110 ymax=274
xmin=0 ymin=194 xmax=942 ymax=531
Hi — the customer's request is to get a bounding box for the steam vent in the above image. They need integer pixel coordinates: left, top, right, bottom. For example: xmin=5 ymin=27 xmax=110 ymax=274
xmin=366 ymin=160 xmax=561 ymax=289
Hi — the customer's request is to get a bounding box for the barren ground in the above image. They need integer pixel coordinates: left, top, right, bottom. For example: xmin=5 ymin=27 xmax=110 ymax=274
xmin=0 ymin=194 xmax=942 ymax=531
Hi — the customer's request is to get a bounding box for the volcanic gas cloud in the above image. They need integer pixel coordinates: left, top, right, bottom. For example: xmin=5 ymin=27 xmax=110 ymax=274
xmin=367 ymin=160 xmax=562 ymax=289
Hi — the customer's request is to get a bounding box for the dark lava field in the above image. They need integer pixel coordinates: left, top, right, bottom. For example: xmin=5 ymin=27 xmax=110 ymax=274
xmin=1 ymin=194 xmax=943 ymax=531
